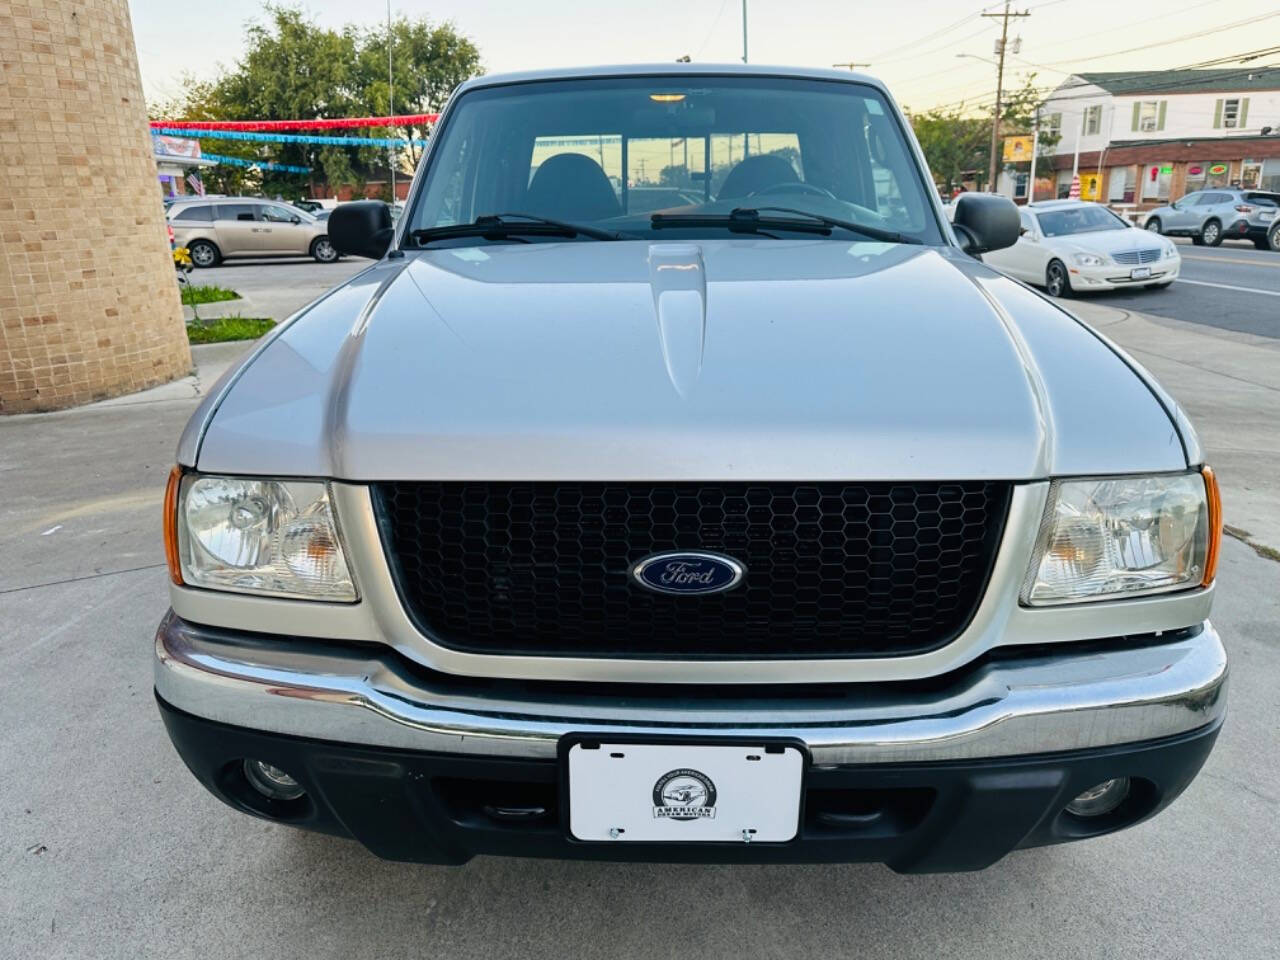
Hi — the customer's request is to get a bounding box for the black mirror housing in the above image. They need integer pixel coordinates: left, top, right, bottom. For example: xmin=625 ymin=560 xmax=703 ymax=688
xmin=328 ymin=201 xmax=395 ymax=259
xmin=953 ymin=193 xmax=1020 ymax=256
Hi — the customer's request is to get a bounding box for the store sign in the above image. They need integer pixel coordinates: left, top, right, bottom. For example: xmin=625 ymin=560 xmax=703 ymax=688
xmin=151 ymin=135 xmax=202 ymax=159
xmin=1160 ymin=166 xmax=1173 ymax=175
xmin=1188 ymin=165 xmax=1203 ymax=176
xmin=1208 ymin=163 xmax=1228 ymax=176
xmin=1002 ymin=135 xmax=1033 ymax=162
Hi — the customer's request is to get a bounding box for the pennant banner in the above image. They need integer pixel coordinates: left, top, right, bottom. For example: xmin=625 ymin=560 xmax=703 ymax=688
xmin=150 ymin=114 xmax=439 ymax=132
xmin=151 ymin=127 xmax=428 ymax=148
xmin=202 ymin=153 xmax=313 ymax=174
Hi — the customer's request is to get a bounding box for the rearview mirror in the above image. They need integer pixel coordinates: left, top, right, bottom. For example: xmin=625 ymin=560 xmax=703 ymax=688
xmin=328 ymin=201 xmax=395 ymax=259
xmin=952 ymin=193 xmax=1020 ymax=256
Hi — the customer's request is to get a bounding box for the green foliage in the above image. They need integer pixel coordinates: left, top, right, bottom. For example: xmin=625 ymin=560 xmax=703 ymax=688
xmin=908 ymin=76 xmax=1059 ymax=192
xmin=909 ymin=106 xmax=990 ymax=192
xmin=186 ymin=316 xmax=275 ymax=344
xmin=178 ymin=284 xmax=241 ymax=305
xmin=150 ymin=3 xmax=482 ymax=196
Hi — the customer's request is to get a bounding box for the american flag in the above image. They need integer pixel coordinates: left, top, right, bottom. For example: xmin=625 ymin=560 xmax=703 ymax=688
xmin=186 ymin=173 xmax=205 ymax=196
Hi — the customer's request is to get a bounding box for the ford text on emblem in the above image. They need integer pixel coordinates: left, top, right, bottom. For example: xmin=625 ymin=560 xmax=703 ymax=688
xmin=630 ymin=551 xmax=745 ymax=595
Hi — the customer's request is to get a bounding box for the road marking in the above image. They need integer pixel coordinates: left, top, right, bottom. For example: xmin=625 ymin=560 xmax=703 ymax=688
xmin=1180 ymin=253 xmax=1280 ymax=267
xmin=1176 ymin=278 xmax=1280 ymax=297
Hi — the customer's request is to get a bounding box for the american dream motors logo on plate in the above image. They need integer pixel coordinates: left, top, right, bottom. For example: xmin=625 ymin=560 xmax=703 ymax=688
xmin=652 ymin=768 xmax=717 ymax=820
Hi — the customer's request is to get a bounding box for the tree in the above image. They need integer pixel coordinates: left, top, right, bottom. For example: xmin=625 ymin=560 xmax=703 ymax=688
xmin=1000 ymin=75 xmax=1061 ymax=159
xmin=149 ymin=4 xmax=482 ymax=197
xmin=908 ymin=76 xmax=1060 ymax=193
xmin=909 ymin=105 xmax=990 ymax=192
xmin=357 ymin=17 xmax=482 ymax=168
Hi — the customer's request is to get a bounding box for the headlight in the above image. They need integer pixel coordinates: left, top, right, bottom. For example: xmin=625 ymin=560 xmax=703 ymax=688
xmin=1022 ymin=470 xmax=1220 ymax=606
xmin=170 ymin=473 xmax=357 ymax=601
xmin=1071 ymin=253 xmax=1107 ymax=266
xmin=1163 ymin=244 xmax=1179 ymax=260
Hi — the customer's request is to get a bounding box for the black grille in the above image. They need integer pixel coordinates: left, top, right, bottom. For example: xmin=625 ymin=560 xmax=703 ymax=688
xmin=373 ymin=482 xmax=1011 ymax=660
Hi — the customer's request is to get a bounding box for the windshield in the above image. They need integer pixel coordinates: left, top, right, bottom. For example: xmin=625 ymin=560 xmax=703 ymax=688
xmin=407 ymin=75 xmax=943 ymax=245
xmin=1036 ymin=205 xmax=1128 ymax=237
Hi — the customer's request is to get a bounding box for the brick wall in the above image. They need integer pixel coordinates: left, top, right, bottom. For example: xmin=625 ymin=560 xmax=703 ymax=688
xmin=0 ymin=0 xmax=191 ymax=414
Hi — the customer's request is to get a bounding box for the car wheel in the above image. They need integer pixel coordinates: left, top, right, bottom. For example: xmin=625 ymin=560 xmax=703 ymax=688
xmin=1200 ymin=219 xmax=1222 ymax=247
xmin=1269 ymin=223 xmax=1280 ymax=252
xmin=311 ymin=237 xmax=339 ymax=263
xmin=188 ymin=240 xmax=220 ymax=268
xmin=1253 ymin=238 xmax=1271 ymax=251
xmin=1045 ymin=259 xmax=1072 ymax=298
xmin=1145 ymin=218 xmax=1162 ymax=234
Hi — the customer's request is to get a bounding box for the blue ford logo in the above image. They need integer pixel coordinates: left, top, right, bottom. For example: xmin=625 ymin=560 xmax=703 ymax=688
xmin=631 ymin=551 xmax=745 ymax=595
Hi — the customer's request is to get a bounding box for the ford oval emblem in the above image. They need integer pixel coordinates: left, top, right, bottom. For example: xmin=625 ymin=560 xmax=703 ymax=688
xmin=631 ymin=551 xmax=745 ymax=595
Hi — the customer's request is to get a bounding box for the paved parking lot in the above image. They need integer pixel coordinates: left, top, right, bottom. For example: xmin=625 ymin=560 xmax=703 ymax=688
xmin=2 ymin=271 xmax=1278 ymax=959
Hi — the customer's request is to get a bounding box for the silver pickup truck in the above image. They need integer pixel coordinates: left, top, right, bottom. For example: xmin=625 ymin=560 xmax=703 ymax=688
xmin=156 ymin=64 xmax=1226 ymax=872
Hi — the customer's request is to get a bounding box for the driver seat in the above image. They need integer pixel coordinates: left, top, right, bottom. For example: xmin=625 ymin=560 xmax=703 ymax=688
xmin=718 ymin=154 xmax=800 ymax=200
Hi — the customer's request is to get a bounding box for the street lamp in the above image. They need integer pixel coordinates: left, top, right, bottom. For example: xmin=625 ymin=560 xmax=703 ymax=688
xmin=956 ymin=52 xmax=998 ymax=67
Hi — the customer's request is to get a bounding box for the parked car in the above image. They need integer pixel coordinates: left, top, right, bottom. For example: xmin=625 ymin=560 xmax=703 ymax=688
xmin=292 ymin=199 xmax=324 ymax=214
xmin=167 ymin=197 xmax=338 ymax=267
xmin=1144 ymin=187 xmax=1280 ymax=249
xmin=157 ymin=64 xmax=1225 ymax=872
xmin=982 ymin=199 xmax=1180 ymax=296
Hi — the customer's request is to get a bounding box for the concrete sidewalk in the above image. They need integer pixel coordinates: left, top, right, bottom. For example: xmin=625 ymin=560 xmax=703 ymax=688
xmin=1070 ymin=299 xmax=1280 ymax=555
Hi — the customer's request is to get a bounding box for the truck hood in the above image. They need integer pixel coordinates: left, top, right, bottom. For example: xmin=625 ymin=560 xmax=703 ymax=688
xmin=190 ymin=238 xmax=1187 ymax=480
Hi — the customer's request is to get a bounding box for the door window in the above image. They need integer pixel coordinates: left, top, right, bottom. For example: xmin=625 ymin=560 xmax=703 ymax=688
xmin=172 ymin=204 xmax=213 ymax=221
xmin=216 ymin=203 xmax=257 ymax=221
xmin=1107 ymin=166 xmax=1134 ymax=203
xmin=260 ymin=204 xmax=299 ymax=222
xmin=1141 ymin=164 xmax=1171 ymax=201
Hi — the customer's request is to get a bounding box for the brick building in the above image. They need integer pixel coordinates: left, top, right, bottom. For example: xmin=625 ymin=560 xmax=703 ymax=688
xmin=1 ymin=0 xmax=191 ymax=414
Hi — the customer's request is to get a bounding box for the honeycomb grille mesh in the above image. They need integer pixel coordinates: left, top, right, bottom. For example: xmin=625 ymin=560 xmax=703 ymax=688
xmin=373 ymin=481 xmax=1011 ymax=659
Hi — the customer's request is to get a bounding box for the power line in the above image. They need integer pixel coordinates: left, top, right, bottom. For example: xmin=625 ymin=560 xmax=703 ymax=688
xmin=692 ymin=0 xmax=732 ymax=59
xmin=1039 ymin=10 xmax=1280 ymax=67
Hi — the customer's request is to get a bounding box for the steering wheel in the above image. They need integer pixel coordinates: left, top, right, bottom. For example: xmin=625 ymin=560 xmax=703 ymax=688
xmin=751 ymin=181 xmax=837 ymax=199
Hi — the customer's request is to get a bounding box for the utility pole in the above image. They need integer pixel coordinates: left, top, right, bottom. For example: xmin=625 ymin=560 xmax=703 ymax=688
xmin=741 ymin=0 xmax=748 ymax=63
xmin=980 ymin=1 xmax=1029 ymax=194
xmin=387 ymin=0 xmax=395 ymax=205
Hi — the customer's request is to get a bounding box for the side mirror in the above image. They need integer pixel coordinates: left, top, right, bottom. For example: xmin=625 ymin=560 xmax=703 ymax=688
xmin=328 ymin=201 xmax=395 ymax=259
xmin=290 ymin=215 xmax=301 ymax=224
xmin=953 ymin=193 xmax=1020 ymax=256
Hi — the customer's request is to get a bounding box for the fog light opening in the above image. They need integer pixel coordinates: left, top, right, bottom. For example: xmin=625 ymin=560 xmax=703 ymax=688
xmin=1065 ymin=777 xmax=1131 ymax=818
xmin=243 ymin=759 xmax=306 ymax=801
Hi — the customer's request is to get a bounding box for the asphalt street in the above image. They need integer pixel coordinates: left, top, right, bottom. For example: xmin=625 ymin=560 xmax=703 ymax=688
xmin=1102 ymin=239 xmax=1280 ymax=339
xmin=2 ymin=261 xmax=1278 ymax=960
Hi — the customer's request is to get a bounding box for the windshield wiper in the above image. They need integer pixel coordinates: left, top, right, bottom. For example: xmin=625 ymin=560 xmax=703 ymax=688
xmin=749 ymin=207 xmax=922 ymax=244
xmin=411 ymin=212 xmax=630 ymax=245
xmin=652 ymin=207 xmax=919 ymax=245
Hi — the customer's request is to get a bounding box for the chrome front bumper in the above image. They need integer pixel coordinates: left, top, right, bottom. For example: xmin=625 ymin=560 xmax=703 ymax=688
xmin=155 ymin=612 xmax=1227 ymax=765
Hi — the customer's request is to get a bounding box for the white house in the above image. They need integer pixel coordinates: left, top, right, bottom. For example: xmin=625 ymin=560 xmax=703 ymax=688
xmin=1005 ymin=68 xmax=1280 ymax=206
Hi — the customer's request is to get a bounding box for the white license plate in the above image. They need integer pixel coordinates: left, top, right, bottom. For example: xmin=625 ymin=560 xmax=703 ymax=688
xmin=567 ymin=742 xmax=804 ymax=843
xmin=1131 ymin=266 xmax=1152 ymax=279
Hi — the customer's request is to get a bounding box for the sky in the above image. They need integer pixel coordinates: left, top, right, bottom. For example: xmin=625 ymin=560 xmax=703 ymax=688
xmin=129 ymin=0 xmax=1280 ymax=115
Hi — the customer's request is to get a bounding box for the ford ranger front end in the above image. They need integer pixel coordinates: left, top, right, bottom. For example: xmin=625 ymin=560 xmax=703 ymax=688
xmin=154 ymin=65 xmax=1225 ymax=872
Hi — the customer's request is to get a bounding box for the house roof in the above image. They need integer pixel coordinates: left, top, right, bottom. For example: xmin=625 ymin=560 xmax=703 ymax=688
xmin=1072 ymin=67 xmax=1280 ymax=97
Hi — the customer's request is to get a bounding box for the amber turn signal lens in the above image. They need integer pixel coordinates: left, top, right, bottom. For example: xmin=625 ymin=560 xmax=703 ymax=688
xmin=1202 ymin=465 xmax=1221 ymax=587
xmin=164 ymin=465 xmax=183 ymax=585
